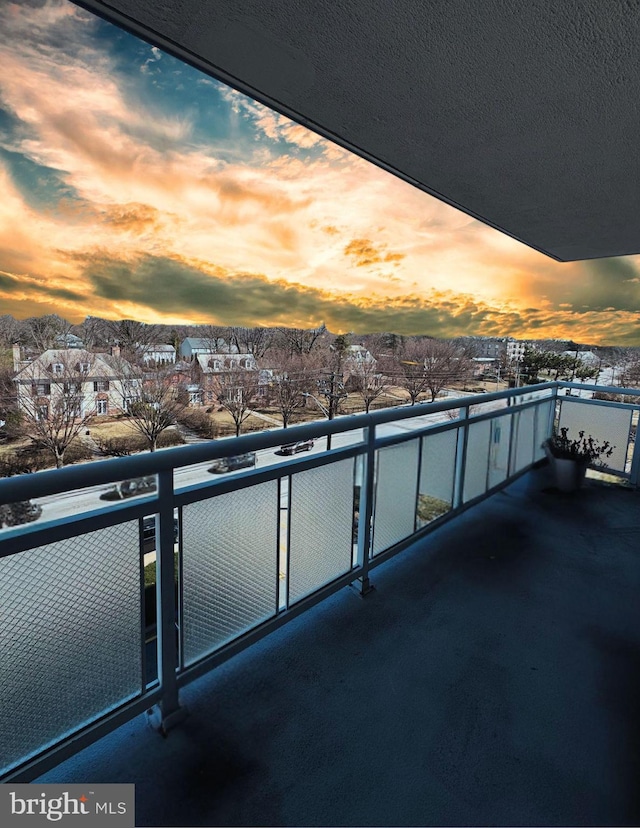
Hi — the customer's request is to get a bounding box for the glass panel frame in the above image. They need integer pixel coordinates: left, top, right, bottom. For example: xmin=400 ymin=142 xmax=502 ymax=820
xmin=372 ymin=439 xmax=420 ymax=555
xmin=0 ymin=522 xmax=142 ymax=775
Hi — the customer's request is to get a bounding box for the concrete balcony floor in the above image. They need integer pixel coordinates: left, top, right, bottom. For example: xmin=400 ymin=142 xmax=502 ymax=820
xmin=38 ymin=468 xmax=640 ymax=827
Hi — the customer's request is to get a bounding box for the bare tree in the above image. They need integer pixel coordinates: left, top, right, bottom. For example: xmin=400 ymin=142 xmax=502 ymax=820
xmin=392 ymin=338 xmax=469 ymax=404
xmin=15 ymin=353 xmax=96 ymax=467
xmin=77 ymin=316 xmax=111 ymax=350
xmin=24 ymin=315 xmax=71 ymax=352
xmin=276 ymin=323 xmax=327 ymax=356
xmin=107 ymin=319 xmax=161 ymax=363
xmin=421 ymin=339 xmax=470 ymax=401
xmin=265 ymin=351 xmax=314 ymax=427
xmin=620 ymin=358 xmax=640 ymax=388
xmin=199 ymin=324 xmax=231 ymax=353
xmin=350 ymin=360 xmax=388 ymax=413
xmin=229 ymin=326 xmax=276 ymax=358
xmin=0 ymin=315 xmax=26 ymax=348
xmin=0 ymin=354 xmax=21 ymax=441
xmin=116 ymin=363 xmax=187 ymax=451
xmin=211 ymin=367 xmax=260 ymax=436
xmin=394 ymin=340 xmax=431 ymax=405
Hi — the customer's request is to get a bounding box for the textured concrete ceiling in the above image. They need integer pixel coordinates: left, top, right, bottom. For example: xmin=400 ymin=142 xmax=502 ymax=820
xmin=75 ymin=0 xmax=640 ymax=261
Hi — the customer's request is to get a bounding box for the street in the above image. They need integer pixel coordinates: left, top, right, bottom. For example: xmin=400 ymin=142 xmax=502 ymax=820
xmin=14 ymin=397 xmax=506 ymax=525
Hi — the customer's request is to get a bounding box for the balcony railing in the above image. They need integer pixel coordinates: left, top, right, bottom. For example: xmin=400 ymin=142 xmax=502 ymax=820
xmin=1 ymin=380 xmax=638 ymax=781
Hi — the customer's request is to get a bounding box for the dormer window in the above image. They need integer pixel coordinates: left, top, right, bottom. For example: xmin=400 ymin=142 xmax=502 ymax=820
xmin=52 ymin=363 xmax=64 ymax=375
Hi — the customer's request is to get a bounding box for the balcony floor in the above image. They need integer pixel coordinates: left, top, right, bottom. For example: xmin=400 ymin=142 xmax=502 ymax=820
xmin=38 ymin=468 xmax=640 ymax=827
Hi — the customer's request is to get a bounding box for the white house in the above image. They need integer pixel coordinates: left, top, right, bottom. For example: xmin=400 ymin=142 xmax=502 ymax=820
xmin=142 ymin=344 xmax=176 ymax=365
xmin=54 ymin=333 xmax=84 ymax=349
xmin=13 ymin=347 xmax=136 ymax=420
xmin=345 ymin=345 xmax=376 ymax=366
xmin=562 ymin=350 xmax=600 ymax=367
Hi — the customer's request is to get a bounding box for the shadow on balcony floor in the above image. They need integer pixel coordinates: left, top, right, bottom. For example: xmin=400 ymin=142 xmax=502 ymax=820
xmin=38 ymin=469 xmax=640 ymax=827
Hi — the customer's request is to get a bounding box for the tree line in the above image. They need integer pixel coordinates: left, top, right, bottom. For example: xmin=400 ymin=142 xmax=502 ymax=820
xmin=3 ymin=313 xmax=640 ymax=472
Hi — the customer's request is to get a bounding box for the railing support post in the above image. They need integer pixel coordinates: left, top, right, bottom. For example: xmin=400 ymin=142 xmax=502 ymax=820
xmin=352 ymin=424 xmax=376 ymax=596
xmin=628 ymin=414 xmax=640 ymax=489
xmin=148 ymin=469 xmax=188 ymax=734
xmin=453 ymin=405 xmax=469 ymax=508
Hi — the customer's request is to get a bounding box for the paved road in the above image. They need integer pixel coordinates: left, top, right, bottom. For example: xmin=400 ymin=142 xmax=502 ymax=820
xmin=15 ymin=397 xmax=507 ymax=525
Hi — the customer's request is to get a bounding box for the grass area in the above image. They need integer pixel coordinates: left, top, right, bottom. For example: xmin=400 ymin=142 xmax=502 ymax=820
xmin=143 ymin=550 xmax=178 ymax=587
xmin=86 ymin=416 xmax=139 ymax=440
xmin=417 ymin=493 xmax=451 ymax=523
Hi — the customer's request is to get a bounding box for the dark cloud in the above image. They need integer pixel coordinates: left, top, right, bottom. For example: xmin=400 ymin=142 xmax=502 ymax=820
xmin=0 ymin=269 xmax=82 ymax=303
xmin=77 ymin=252 xmax=508 ymax=336
xmin=531 ymin=256 xmax=640 ymax=313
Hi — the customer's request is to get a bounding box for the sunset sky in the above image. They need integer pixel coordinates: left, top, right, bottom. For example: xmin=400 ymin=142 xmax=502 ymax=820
xmin=1 ymin=0 xmax=640 ymax=344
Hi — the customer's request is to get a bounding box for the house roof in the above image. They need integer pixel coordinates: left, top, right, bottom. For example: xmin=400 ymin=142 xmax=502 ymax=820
xmin=76 ymin=0 xmax=640 ymax=260
xmin=195 ymin=353 xmax=256 ymax=373
xmin=181 ymin=337 xmax=236 ymax=352
xmin=14 ymin=349 xmax=131 ymax=380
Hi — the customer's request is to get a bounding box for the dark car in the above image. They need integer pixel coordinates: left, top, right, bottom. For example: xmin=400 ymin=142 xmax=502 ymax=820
xmin=142 ymin=516 xmax=179 ymax=551
xmin=208 ymin=452 xmax=257 ymax=473
xmin=0 ymin=500 xmax=42 ymax=527
xmin=280 ymin=439 xmax=315 ymax=455
xmin=100 ymin=476 xmax=157 ymax=501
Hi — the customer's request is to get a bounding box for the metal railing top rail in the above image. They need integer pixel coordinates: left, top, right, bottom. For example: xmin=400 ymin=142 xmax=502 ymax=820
xmin=558 ymin=381 xmax=640 ymax=396
xmin=0 ymin=381 xmax=558 ymax=505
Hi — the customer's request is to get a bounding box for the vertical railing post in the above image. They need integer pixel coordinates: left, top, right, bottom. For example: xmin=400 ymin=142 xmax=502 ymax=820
xmin=628 ymin=409 xmax=640 ymax=488
xmin=352 ymin=423 xmax=375 ymax=596
xmin=453 ymin=405 xmax=469 ymax=509
xmin=148 ymin=469 xmax=187 ymax=733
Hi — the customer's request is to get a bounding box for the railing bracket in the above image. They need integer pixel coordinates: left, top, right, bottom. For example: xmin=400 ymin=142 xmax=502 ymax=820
xmin=146 ymin=704 xmax=189 ymax=736
xmin=351 ymin=577 xmax=375 ymax=597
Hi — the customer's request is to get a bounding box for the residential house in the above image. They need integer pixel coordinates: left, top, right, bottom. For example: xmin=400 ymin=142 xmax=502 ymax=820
xmin=178 ymin=337 xmax=237 ymax=360
xmin=343 ymin=344 xmax=378 ymax=390
xmin=142 ymin=344 xmax=177 ymax=365
xmin=13 ymin=347 xmax=136 ymax=420
xmin=562 ymin=349 xmax=600 ymax=367
xmin=54 ymin=333 xmax=84 ymax=349
xmin=191 ymin=353 xmax=259 ymax=405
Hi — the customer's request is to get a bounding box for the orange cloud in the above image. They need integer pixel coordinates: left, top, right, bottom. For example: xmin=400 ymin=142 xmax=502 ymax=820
xmin=344 ymin=238 xmax=406 ymax=268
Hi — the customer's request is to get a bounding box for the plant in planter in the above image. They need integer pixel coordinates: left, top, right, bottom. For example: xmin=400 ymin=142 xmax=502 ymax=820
xmin=542 ymin=428 xmax=614 ymax=492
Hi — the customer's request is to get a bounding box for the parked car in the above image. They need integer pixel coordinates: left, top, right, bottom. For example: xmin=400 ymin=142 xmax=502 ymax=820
xmin=208 ymin=453 xmax=257 ymax=473
xmin=280 ymin=439 xmax=315 ymax=455
xmin=0 ymin=500 xmax=42 ymax=527
xmin=100 ymin=476 xmax=157 ymax=501
xmin=142 ymin=516 xmax=179 ymax=551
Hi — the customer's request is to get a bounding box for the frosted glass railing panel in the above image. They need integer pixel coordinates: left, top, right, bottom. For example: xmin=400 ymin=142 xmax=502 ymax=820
xmin=558 ymin=401 xmax=632 ymax=473
xmin=417 ymin=430 xmax=457 ymax=527
xmin=463 ymin=420 xmax=491 ymax=502
xmin=0 ymin=522 xmax=142 ymax=776
xmin=182 ymin=482 xmax=278 ymax=666
xmin=288 ymin=459 xmax=355 ymax=604
xmin=534 ymin=401 xmax=554 ymax=461
xmin=512 ymin=407 xmax=536 ymax=473
xmin=487 ymin=415 xmax=511 ymax=489
xmin=373 ymin=440 xmax=420 ymax=555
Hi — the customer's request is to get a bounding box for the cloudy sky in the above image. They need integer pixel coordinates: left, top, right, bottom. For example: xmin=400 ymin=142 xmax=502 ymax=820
xmin=1 ymin=0 xmax=640 ymax=344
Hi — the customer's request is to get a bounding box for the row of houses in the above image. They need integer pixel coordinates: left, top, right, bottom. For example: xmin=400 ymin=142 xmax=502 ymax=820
xmin=8 ymin=339 xmax=384 ymax=423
